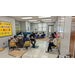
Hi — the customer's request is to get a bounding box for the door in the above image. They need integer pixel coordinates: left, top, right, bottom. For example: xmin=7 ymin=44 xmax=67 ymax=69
xmin=69 ymin=25 xmax=75 ymax=58
xmin=48 ymin=26 xmax=54 ymax=37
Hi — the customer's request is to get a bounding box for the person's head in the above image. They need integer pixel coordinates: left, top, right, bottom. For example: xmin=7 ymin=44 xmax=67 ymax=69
xmin=20 ymin=31 xmax=22 ymax=35
xmin=31 ymin=32 xmax=33 ymax=35
xmin=43 ymin=32 xmax=44 ymax=33
xmin=24 ymin=34 xmax=27 ymax=38
xmin=54 ymin=32 xmax=57 ymax=35
xmin=40 ymin=33 xmax=41 ymax=34
xmin=52 ymin=33 xmax=55 ymax=39
xmin=14 ymin=35 xmax=17 ymax=38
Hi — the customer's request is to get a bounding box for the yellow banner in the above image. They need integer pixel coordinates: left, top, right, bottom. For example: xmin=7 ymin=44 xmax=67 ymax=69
xmin=0 ymin=21 xmax=12 ymax=37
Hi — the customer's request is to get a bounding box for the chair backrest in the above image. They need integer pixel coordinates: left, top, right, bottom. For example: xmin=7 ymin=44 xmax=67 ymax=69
xmin=57 ymin=41 xmax=59 ymax=47
xmin=9 ymin=41 xmax=16 ymax=47
xmin=24 ymin=41 xmax=30 ymax=46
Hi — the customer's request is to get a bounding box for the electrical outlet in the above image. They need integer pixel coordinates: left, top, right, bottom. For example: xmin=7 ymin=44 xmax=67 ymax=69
xmin=3 ymin=42 xmax=5 ymax=45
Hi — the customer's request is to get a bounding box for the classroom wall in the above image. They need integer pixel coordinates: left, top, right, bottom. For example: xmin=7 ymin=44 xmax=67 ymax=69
xmin=20 ymin=21 xmax=26 ymax=32
xmin=0 ymin=16 xmax=16 ymax=48
xmin=15 ymin=20 xmax=20 ymax=31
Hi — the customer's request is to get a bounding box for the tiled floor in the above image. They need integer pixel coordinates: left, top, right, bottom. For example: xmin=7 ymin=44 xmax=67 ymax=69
xmin=0 ymin=41 xmax=58 ymax=58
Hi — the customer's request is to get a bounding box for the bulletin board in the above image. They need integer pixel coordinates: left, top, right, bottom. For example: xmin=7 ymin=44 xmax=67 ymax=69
xmin=0 ymin=21 xmax=12 ymax=37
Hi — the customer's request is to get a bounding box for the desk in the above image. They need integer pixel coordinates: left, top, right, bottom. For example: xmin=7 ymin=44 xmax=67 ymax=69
xmin=9 ymin=50 xmax=25 ymax=58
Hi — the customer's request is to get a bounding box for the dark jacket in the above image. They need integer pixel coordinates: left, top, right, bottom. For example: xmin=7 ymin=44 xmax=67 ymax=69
xmin=23 ymin=37 xmax=29 ymax=42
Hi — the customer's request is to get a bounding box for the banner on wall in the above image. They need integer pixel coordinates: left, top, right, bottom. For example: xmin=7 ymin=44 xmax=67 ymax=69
xmin=0 ymin=21 xmax=12 ymax=37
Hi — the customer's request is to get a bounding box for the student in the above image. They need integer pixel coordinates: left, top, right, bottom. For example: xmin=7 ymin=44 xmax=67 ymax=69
xmin=46 ymin=33 xmax=57 ymax=52
xmin=42 ymin=32 xmax=44 ymax=38
xmin=18 ymin=31 xmax=24 ymax=37
xmin=37 ymin=32 xmax=39 ymax=37
xmin=29 ymin=32 xmax=36 ymax=48
xmin=23 ymin=34 xmax=29 ymax=43
xmin=39 ymin=33 xmax=41 ymax=37
xmin=54 ymin=32 xmax=57 ymax=38
xmin=11 ymin=35 xmax=18 ymax=45
xmin=23 ymin=34 xmax=29 ymax=49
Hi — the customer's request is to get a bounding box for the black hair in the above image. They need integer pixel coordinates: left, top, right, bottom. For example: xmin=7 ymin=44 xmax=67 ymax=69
xmin=24 ymin=34 xmax=27 ymax=38
xmin=52 ymin=33 xmax=55 ymax=38
xmin=14 ymin=35 xmax=17 ymax=38
xmin=54 ymin=32 xmax=57 ymax=35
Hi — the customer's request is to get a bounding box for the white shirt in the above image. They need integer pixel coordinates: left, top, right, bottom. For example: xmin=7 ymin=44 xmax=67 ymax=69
xmin=52 ymin=38 xmax=57 ymax=45
xmin=11 ymin=38 xmax=17 ymax=42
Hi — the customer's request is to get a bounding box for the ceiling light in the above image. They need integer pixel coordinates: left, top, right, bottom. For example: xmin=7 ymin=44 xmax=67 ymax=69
xmin=29 ymin=20 xmax=37 ymax=21
xmin=44 ymin=21 xmax=51 ymax=22
xmin=62 ymin=18 xmax=65 ymax=19
xmin=42 ymin=19 xmax=51 ymax=21
xmin=21 ymin=17 xmax=32 ymax=19
xmin=38 ymin=16 xmax=51 ymax=18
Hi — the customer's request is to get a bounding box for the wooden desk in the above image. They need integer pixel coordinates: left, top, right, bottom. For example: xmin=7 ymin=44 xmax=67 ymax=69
xmin=9 ymin=50 xmax=25 ymax=58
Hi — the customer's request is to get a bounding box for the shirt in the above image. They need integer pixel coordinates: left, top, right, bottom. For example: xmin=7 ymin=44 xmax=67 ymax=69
xmin=11 ymin=38 xmax=17 ymax=42
xmin=23 ymin=37 xmax=29 ymax=42
xmin=52 ymin=38 xmax=57 ymax=45
xmin=55 ymin=35 xmax=57 ymax=38
xmin=29 ymin=34 xmax=35 ymax=41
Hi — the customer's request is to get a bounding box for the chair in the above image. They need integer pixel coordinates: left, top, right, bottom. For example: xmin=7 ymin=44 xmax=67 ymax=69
xmin=23 ymin=41 xmax=31 ymax=50
xmin=52 ymin=41 xmax=59 ymax=48
xmin=9 ymin=41 xmax=20 ymax=52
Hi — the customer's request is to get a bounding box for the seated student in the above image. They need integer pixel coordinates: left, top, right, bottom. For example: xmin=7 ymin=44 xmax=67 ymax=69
xmin=11 ymin=35 xmax=18 ymax=46
xmin=54 ymin=32 xmax=57 ymax=38
xmin=39 ymin=33 xmax=42 ymax=37
xmin=37 ymin=32 xmax=39 ymax=37
xmin=18 ymin=31 xmax=24 ymax=37
xmin=42 ymin=32 xmax=45 ymax=38
xmin=46 ymin=33 xmax=57 ymax=53
xmin=29 ymin=32 xmax=36 ymax=48
xmin=23 ymin=34 xmax=29 ymax=49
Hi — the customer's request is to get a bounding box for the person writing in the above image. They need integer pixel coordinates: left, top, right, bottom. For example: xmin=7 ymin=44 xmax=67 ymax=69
xmin=29 ymin=32 xmax=36 ymax=48
xmin=46 ymin=33 xmax=57 ymax=52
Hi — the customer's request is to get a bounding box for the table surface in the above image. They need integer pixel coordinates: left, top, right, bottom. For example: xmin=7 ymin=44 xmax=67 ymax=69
xmin=9 ymin=50 xmax=25 ymax=58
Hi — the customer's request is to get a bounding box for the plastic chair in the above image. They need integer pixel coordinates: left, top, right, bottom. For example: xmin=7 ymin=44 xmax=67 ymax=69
xmin=23 ymin=41 xmax=31 ymax=50
xmin=9 ymin=41 xmax=20 ymax=52
xmin=52 ymin=41 xmax=59 ymax=48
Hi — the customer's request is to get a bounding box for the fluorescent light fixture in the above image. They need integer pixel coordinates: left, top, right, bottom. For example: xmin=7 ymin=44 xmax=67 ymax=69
xmin=29 ymin=20 xmax=37 ymax=21
xmin=38 ymin=16 xmax=51 ymax=18
xmin=21 ymin=17 xmax=32 ymax=19
xmin=44 ymin=21 xmax=51 ymax=22
xmin=62 ymin=18 xmax=65 ymax=19
xmin=33 ymin=21 xmax=40 ymax=23
xmin=42 ymin=19 xmax=51 ymax=21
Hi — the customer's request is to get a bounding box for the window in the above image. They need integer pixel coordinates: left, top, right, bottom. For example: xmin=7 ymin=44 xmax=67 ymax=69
xmin=43 ymin=28 xmax=46 ymax=31
xmin=38 ymin=28 xmax=42 ymax=31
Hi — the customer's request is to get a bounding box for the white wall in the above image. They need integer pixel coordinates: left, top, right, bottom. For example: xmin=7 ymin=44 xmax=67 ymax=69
xmin=20 ymin=21 xmax=26 ymax=32
xmin=0 ymin=16 xmax=15 ymax=48
xmin=15 ymin=20 xmax=20 ymax=31
xmin=59 ymin=16 xmax=72 ymax=56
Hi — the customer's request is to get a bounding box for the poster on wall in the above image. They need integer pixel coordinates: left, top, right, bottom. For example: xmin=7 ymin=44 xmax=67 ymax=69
xmin=15 ymin=24 xmax=19 ymax=32
xmin=0 ymin=21 xmax=12 ymax=37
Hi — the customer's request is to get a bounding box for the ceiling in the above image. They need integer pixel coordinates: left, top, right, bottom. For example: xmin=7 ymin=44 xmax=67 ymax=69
xmin=10 ymin=16 xmax=58 ymax=23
